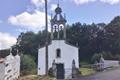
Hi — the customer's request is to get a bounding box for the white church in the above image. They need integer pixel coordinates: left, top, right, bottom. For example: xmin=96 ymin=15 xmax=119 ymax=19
xmin=38 ymin=4 xmax=79 ymax=79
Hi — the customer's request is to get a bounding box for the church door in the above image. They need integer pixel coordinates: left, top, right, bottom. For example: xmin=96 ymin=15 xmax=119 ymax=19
xmin=56 ymin=63 xmax=65 ymax=79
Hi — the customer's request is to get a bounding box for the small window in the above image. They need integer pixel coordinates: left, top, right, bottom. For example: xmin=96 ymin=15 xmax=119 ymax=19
xmin=56 ymin=48 xmax=61 ymax=58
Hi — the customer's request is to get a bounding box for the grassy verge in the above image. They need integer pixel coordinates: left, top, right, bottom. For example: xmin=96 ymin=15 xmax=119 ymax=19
xmin=19 ymin=75 xmax=55 ymax=80
xmin=80 ymin=67 xmax=96 ymax=76
xmin=35 ymin=76 xmax=55 ymax=80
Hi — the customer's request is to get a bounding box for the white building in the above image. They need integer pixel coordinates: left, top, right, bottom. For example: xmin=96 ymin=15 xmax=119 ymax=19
xmin=0 ymin=49 xmax=20 ymax=80
xmin=99 ymin=56 xmax=119 ymax=69
xmin=38 ymin=4 xmax=79 ymax=79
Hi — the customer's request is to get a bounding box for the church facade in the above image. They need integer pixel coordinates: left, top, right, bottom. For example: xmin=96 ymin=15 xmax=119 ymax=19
xmin=38 ymin=4 xmax=79 ymax=79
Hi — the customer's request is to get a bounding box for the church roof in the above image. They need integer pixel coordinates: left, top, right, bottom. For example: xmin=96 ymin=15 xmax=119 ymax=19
xmin=65 ymin=40 xmax=79 ymax=48
xmin=50 ymin=4 xmax=66 ymax=24
xmin=55 ymin=5 xmax=62 ymax=14
xmin=38 ymin=40 xmax=79 ymax=49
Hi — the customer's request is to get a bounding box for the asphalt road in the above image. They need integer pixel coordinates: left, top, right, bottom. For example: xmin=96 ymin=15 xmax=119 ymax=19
xmin=74 ymin=68 xmax=120 ymax=80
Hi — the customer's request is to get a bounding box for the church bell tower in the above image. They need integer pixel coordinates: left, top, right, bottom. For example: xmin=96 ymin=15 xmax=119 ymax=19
xmin=50 ymin=4 xmax=67 ymax=40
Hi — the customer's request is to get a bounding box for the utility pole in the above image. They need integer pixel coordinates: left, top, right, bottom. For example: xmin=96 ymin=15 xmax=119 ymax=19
xmin=45 ymin=0 xmax=48 ymax=76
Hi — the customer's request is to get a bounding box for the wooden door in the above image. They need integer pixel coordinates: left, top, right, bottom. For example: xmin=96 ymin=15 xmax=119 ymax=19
xmin=56 ymin=63 xmax=65 ymax=79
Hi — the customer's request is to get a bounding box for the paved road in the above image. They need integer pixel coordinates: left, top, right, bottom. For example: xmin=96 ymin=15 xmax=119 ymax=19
xmin=74 ymin=68 xmax=120 ymax=80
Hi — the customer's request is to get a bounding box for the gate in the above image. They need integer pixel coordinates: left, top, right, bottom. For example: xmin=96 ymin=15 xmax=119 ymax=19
xmin=56 ymin=63 xmax=65 ymax=79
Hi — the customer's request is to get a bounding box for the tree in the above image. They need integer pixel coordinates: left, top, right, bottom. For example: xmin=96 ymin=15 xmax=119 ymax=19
xmin=18 ymin=32 xmax=36 ymax=54
xmin=105 ymin=16 xmax=120 ymax=54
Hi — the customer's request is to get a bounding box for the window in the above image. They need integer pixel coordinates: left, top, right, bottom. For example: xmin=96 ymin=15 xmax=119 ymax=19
xmin=56 ymin=48 xmax=61 ymax=58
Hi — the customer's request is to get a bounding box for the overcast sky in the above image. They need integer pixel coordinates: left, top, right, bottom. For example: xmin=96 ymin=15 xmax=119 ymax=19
xmin=0 ymin=0 xmax=120 ymax=49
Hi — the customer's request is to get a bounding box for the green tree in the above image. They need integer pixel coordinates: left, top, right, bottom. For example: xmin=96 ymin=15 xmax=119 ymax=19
xmin=105 ymin=16 xmax=120 ymax=54
xmin=18 ymin=32 xmax=37 ymax=55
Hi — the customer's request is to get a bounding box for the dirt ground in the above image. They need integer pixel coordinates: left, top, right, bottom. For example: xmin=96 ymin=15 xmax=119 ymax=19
xmin=19 ymin=75 xmax=37 ymax=80
xmin=19 ymin=75 xmax=54 ymax=80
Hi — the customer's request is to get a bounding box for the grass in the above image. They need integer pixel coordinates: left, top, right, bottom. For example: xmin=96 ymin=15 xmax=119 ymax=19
xmin=19 ymin=75 xmax=55 ymax=80
xmin=35 ymin=76 xmax=55 ymax=80
xmin=80 ymin=67 xmax=96 ymax=76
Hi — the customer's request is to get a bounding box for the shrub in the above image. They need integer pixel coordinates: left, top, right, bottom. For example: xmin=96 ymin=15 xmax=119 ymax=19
xmin=20 ymin=54 xmax=36 ymax=75
xmin=91 ymin=53 xmax=101 ymax=63
xmin=48 ymin=68 xmax=55 ymax=77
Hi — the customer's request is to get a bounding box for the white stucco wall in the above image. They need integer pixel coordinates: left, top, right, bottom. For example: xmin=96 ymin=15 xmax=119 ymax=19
xmin=38 ymin=47 xmax=46 ymax=75
xmin=5 ymin=54 xmax=14 ymax=80
xmin=38 ymin=40 xmax=79 ymax=76
xmin=103 ymin=60 xmax=119 ymax=69
xmin=0 ymin=63 xmax=5 ymax=80
xmin=14 ymin=54 xmax=20 ymax=78
xmin=1 ymin=54 xmax=21 ymax=80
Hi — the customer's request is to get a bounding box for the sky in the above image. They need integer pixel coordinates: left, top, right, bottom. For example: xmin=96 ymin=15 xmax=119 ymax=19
xmin=0 ymin=0 xmax=120 ymax=49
